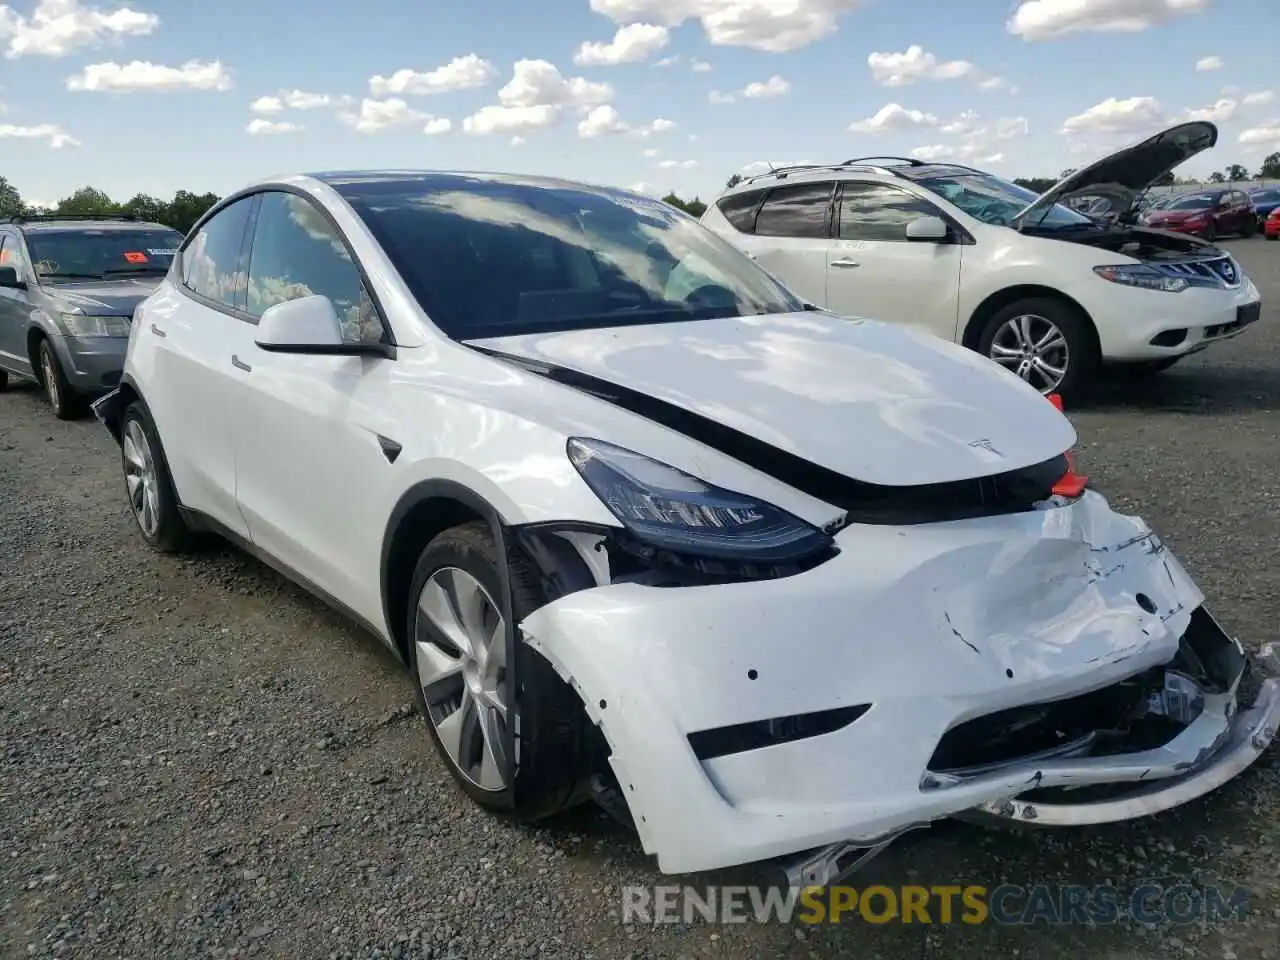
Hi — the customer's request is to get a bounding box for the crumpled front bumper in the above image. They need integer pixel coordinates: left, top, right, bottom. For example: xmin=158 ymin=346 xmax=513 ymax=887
xmin=519 ymin=490 xmax=1279 ymax=877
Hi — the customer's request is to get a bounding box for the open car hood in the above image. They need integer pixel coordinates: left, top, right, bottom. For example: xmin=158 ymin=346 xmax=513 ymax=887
xmin=1013 ymin=121 xmax=1218 ymax=228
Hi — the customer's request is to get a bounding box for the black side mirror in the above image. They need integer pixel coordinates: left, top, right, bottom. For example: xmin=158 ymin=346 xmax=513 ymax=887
xmin=0 ymin=265 xmax=27 ymax=291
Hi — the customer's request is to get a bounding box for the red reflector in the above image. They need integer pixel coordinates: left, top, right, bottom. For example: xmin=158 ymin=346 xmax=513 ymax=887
xmin=1052 ymin=471 xmax=1088 ymax=498
xmin=1047 ymin=392 xmax=1064 ymax=412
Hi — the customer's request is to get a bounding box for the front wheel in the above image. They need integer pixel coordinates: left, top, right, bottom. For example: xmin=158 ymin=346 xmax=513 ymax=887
xmin=1240 ymin=217 xmax=1257 ymax=239
xmin=38 ymin=339 xmax=83 ymax=420
xmin=976 ymin=297 xmax=1098 ymax=402
xmin=120 ymin=400 xmax=191 ymax=552
xmin=407 ymin=522 xmax=589 ymax=822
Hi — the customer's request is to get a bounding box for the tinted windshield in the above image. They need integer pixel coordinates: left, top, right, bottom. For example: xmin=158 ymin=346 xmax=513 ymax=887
xmin=334 ymin=176 xmax=803 ymax=339
xmin=27 ymin=227 xmax=184 ymax=280
xmin=915 ymin=172 xmax=1094 ymax=229
xmin=1251 ymin=190 xmax=1279 ymax=203
xmin=1168 ymin=194 xmax=1216 ymax=211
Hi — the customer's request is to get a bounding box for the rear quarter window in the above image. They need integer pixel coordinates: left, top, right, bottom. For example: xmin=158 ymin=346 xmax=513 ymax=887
xmin=716 ymin=189 xmax=768 ymax=233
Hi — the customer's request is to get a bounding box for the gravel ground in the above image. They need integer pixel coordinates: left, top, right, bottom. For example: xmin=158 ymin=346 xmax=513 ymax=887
xmin=2 ymin=238 xmax=1279 ymax=960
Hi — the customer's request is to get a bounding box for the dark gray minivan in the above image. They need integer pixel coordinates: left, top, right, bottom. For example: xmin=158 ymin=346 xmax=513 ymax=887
xmin=0 ymin=214 xmax=185 ymax=419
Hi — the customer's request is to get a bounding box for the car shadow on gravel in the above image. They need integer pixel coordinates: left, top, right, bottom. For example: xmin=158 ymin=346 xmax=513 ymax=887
xmin=1080 ymin=365 xmax=1280 ymax=414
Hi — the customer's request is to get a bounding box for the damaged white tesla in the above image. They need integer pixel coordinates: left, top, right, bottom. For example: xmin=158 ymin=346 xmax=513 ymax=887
xmin=93 ymin=170 xmax=1279 ymax=888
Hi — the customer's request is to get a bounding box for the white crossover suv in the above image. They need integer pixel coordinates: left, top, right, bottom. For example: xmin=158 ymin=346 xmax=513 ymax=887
xmin=92 ymin=170 xmax=1278 ymax=887
xmin=701 ymin=121 xmax=1263 ymax=400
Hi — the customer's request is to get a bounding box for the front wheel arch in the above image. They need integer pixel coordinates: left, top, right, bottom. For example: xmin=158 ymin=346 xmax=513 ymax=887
xmin=962 ymin=285 xmax=1097 ymax=353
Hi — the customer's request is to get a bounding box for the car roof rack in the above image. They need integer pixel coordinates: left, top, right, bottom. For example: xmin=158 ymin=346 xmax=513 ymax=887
xmin=738 ymin=160 xmax=894 ymax=187
xmin=841 ymin=156 xmax=926 ymax=167
xmin=0 ymin=213 xmax=138 ymax=225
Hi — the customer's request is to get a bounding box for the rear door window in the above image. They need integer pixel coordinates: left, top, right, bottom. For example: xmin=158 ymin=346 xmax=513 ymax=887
xmin=716 ymin=189 xmax=768 ymax=233
xmin=753 ymin=183 xmax=834 ymax=239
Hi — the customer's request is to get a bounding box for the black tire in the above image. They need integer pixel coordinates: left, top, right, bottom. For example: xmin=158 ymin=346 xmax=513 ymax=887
xmin=1202 ymin=221 xmax=1217 ymax=243
xmin=1241 ymin=217 xmax=1257 ymax=239
xmin=119 ymin=400 xmax=191 ymax=553
xmin=407 ymin=522 xmax=590 ymax=822
xmin=975 ymin=296 xmax=1099 ymax=403
xmin=1267 ymin=233 xmax=1278 ymax=242
xmin=0 ymin=369 xmax=8 ymax=390
xmin=37 ymin=338 xmax=84 ymax=420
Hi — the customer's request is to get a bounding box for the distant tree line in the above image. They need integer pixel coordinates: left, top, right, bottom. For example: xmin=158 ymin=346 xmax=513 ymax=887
xmin=0 ymin=178 xmax=220 ymax=234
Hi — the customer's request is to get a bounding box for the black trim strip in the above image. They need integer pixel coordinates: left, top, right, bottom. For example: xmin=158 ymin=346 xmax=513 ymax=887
xmin=471 ymin=346 xmax=1068 ymax=525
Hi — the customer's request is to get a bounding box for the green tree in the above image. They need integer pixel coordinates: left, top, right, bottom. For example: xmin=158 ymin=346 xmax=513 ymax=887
xmin=1225 ymin=163 xmax=1249 ymax=182
xmin=162 ymin=190 xmax=220 ymax=233
xmin=1208 ymin=170 xmax=1226 ymax=183
xmin=1154 ymin=171 xmax=1175 ymax=186
xmin=120 ymin=193 xmax=166 ymax=224
xmin=56 ymin=186 xmax=119 ymax=216
xmin=1259 ymin=152 xmax=1280 ymax=180
xmin=0 ymin=176 xmax=22 ymax=218
xmin=725 ymin=173 xmax=743 ymax=189
xmin=1013 ymin=177 xmax=1057 ymax=193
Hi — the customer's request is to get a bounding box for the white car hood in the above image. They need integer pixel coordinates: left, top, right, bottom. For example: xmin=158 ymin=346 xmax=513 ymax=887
xmin=466 ymin=312 xmax=1076 ymax=487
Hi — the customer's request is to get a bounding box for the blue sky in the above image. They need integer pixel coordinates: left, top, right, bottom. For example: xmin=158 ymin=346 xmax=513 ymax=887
xmin=1 ymin=0 xmax=1277 ymax=208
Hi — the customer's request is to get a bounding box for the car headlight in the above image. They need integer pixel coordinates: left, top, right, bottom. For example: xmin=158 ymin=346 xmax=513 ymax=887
xmin=1093 ymin=265 xmax=1188 ymax=293
xmin=567 ymin=437 xmax=834 ymax=565
xmin=59 ymin=313 xmax=131 ymax=337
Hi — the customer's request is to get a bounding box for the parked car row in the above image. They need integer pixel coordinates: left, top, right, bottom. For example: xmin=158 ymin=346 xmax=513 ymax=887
xmin=699 ymin=121 xmax=1264 ymax=398
xmin=1 ymin=120 xmax=1276 ymax=890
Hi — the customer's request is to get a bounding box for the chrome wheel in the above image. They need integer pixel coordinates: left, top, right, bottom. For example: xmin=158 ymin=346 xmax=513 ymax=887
xmin=41 ymin=346 xmax=60 ymax=411
xmin=123 ymin=419 xmax=160 ymax=538
xmin=989 ymin=313 xmax=1069 ymax=393
xmin=415 ymin=567 xmax=509 ymax=792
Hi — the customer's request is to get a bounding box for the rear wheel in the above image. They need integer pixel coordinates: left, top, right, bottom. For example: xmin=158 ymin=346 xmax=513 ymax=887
xmin=1240 ymin=217 xmax=1257 ymax=238
xmin=976 ymin=297 xmax=1098 ymax=402
xmin=408 ymin=522 xmax=589 ymax=821
xmin=38 ymin=339 xmax=83 ymax=420
xmin=0 ymin=370 xmax=8 ymax=390
xmin=1202 ymin=221 xmax=1217 ymax=243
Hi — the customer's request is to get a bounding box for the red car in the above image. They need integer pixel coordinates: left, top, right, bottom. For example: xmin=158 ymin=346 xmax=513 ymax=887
xmin=1142 ymin=188 xmax=1257 ymax=240
xmin=1266 ymin=206 xmax=1280 ymax=241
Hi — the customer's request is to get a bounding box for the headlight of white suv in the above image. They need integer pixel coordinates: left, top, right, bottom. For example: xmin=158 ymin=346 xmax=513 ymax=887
xmin=567 ymin=437 xmax=834 ymax=565
xmin=59 ymin=313 xmax=131 ymax=337
xmin=1093 ymin=265 xmax=1188 ymax=293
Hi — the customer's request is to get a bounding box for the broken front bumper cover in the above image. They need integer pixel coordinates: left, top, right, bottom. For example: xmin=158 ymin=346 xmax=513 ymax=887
xmin=519 ymin=491 xmax=1280 ymax=880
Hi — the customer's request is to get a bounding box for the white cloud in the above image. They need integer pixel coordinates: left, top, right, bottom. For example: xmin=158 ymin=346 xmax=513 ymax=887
xmin=423 ymin=117 xmax=451 ymax=135
xmin=653 ymin=54 xmax=679 ymax=66
xmin=690 ymin=58 xmax=711 ymax=72
xmin=0 ymin=0 xmax=157 ymax=58
xmin=910 ymin=110 xmax=1027 ymax=165
xmin=867 ymin=45 xmax=977 ymax=86
xmin=625 ymin=181 xmax=658 ymax=195
xmin=250 ymin=89 xmax=329 ymax=114
xmin=1195 ymin=55 xmax=1222 ymax=71
xmin=708 ymin=90 xmax=735 ymax=104
xmin=574 ymin=23 xmax=669 ymax=65
xmin=246 ymin=118 xmax=301 ymax=135
xmin=1183 ymin=97 xmax=1237 ymax=123
xmin=978 ymin=76 xmax=1016 ymax=92
xmin=369 ymin=54 xmax=498 ymax=97
xmin=658 ymin=158 xmax=698 ymax=169
xmin=1243 ymin=90 xmax=1274 ymax=107
xmin=497 ymin=58 xmax=613 ymax=108
xmin=740 ymin=159 xmax=812 ymax=173
xmin=1008 ymin=0 xmax=1209 ymax=39
xmin=462 ymin=59 xmax=615 ymax=137
xmin=642 ymin=147 xmax=659 ymax=157
xmin=66 ymin=59 xmax=232 ymax=93
xmin=848 ymin=102 xmax=939 ymax=134
xmin=510 ymin=135 xmax=526 ymax=145
xmin=578 ymin=104 xmax=628 ymax=137
xmin=742 ymin=75 xmax=790 ymax=98
xmin=1059 ymin=95 xmax=1165 ymax=137
xmin=0 ymin=121 xmax=78 ymax=147
xmin=464 ymin=103 xmax=559 ymax=136
xmin=589 ymin=0 xmax=869 ymax=53
xmin=338 ymin=97 xmax=431 ymax=133
xmin=1239 ymin=124 xmax=1280 ymax=148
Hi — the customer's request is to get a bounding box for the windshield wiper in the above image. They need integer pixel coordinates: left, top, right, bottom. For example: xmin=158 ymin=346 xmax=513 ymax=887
xmin=41 ymin=271 xmax=104 ymax=280
xmin=102 ymin=265 xmax=168 ymax=276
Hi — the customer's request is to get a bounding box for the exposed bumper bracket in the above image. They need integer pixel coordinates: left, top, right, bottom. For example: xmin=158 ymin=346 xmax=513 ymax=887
xmin=90 ymin=386 xmax=124 ymax=443
xmin=773 ymin=824 xmax=929 ymax=890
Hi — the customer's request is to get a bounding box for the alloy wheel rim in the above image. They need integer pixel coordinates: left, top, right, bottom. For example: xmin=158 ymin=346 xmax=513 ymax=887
xmin=990 ymin=313 xmax=1069 ymax=394
xmin=122 ymin=420 xmax=161 ymax=538
xmin=41 ymin=349 xmax=59 ymax=410
xmin=414 ymin=566 xmax=510 ymax=792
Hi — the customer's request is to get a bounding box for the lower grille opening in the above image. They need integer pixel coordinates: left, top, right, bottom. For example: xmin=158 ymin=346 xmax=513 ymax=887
xmin=927 ymin=607 xmax=1246 ymax=777
xmin=689 ymin=705 xmax=871 ymax=761
xmin=1150 ymin=328 xmax=1188 ymax=347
